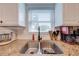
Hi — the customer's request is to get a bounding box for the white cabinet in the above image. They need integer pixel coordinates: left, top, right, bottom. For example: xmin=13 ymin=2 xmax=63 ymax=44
xmin=63 ymin=3 xmax=79 ymax=26
xmin=0 ymin=3 xmax=25 ymax=27
xmin=55 ymin=3 xmax=79 ymax=27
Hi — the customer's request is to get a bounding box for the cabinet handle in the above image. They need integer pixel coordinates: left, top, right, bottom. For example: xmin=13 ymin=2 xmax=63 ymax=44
xmin=0 ymin=20 xmax=3 ymax=24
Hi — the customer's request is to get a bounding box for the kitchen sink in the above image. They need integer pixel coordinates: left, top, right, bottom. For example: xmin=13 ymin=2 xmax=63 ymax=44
xmin=40 ymin=40 xmax=63 ymax=55
xmin=20 ymin=40 xmax=39 ymax=54
xmin=20 ymin=40 xmax=63 ymax=55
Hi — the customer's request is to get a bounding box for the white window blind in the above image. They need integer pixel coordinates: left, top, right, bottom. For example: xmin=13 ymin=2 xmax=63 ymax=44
xmin=28 ymin=9 xmax=52 ymax=32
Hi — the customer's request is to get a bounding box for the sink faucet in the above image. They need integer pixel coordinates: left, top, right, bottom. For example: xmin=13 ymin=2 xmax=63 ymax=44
xmin=37 ymin=26 xmax=42 ymax=54
xmin=38 ymin=26 xmax=42 ymax=42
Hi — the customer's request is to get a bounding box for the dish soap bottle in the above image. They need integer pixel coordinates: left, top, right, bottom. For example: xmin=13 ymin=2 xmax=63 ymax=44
xmin=32 ymin=33 xmax=35 ymax=41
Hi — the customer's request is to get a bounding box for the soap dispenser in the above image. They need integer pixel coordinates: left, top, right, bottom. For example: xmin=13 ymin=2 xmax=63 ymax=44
xmin=32 ymin=33 xmax=35 ymax=41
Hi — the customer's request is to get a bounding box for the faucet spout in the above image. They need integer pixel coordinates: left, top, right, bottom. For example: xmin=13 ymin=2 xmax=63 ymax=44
xmin=38 ymin=26 xmax=42 ymax=42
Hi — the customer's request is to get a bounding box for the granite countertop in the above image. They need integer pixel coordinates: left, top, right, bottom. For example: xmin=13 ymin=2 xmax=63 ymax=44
xmin=53 ymin=40 xmax=79 ymax=56
xmin=0 ymin=39 xmax=79 ymax=56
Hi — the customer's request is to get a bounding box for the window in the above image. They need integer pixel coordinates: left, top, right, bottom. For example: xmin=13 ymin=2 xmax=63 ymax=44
xmin=28 ymin=9 xmax=52 ymax=32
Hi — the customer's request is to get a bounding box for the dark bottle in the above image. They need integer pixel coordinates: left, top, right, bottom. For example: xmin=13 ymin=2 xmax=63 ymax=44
xmin=32 ymin=33 xmax=35 ymax=41
xmin=38 ymin=26 xmax=41 ymax=42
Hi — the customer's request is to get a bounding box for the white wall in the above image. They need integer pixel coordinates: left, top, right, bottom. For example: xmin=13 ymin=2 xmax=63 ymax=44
xmin=18 ymin=3 xmax=25 ymax=26
xmin=55 ymin=3 xmax=63 ymax=27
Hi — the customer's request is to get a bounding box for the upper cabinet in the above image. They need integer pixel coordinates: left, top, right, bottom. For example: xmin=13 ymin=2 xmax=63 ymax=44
xmin=55 ymin=3 xmax=79 ymax=27
xmin=63 ymin=3 xmax=79 ymax=26
xmin=0 ymin=3 xmax=25 ymax=27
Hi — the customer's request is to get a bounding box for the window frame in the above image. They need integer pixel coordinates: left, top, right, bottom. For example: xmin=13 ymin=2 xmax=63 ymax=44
xmin=28 ymin=8 xmax=54 ymax=33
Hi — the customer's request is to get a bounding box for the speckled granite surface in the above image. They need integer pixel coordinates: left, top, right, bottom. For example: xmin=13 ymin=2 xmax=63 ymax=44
xmin=53 ymin=40 xmax=79 ymax=56
xmin=0 ymin=39 xmax=79 ymax=56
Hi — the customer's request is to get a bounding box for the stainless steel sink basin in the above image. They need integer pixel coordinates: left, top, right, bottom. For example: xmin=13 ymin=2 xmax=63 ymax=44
xmin=20 ymin=40 xmax=63 ymax=55
xmin=20 ymin=40 xmax=39 ymax=54
xmin=40 ymin=40 xmax=63 ymax=55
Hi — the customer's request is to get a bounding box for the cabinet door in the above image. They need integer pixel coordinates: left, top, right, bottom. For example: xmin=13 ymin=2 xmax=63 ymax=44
xmin=0 ymin=3 xmax=18 ymax=26
xmin=63 ymin=3 xmax=79 ymax=26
